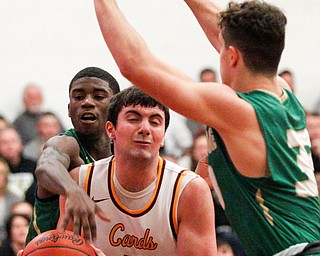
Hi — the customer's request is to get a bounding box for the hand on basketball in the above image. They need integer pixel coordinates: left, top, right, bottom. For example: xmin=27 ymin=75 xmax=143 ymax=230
xmin=17 ymin=250 xmax=23 ymax=256
xmin=61 ymin=188 xmax=110 ymax=241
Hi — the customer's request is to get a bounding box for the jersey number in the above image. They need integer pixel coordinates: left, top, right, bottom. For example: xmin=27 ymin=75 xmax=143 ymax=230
xmin=287 ymin=129 xmax=318 ymax=197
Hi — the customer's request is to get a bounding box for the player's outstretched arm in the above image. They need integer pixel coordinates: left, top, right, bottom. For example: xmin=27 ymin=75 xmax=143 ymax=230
xmin=184 ymin=0 xmax=222 ymax=52
xmin=36 ymin=136 xmax=109 ymax=241
xmin=35 ymin=136 xmax=84 ymax=199
xmin=177 ymin=176 xmax=216 ymax=255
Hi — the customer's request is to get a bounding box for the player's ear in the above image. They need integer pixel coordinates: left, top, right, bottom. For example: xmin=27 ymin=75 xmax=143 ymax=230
xmin=160 ymin=135 xmax=165 ymax=148
xmin=68 ymin=103 xmax=70 ymax=117
xmin=106 ymin=121 xmax=116 ymax=140
xmin=228 ymin=46 xmax=239 ymax=67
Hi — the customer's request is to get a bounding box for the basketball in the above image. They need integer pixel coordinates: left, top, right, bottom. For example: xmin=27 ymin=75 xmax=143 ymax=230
xmin=22 ymin=229 xmax=96 ymax=256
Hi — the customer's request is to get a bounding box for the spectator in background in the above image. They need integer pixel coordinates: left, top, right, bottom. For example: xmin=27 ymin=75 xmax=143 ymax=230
xmin=23 ymin=112 xmax=63 ymax=162
xmin=0 ymin=214 xmax=30 ymax=256
xmin=163 ymin=110 xmax=193 ymax=159
xmin=10 ymin=201 xmax=33 ymax=219
xmin=0 ymin=158 xmax=23 ymax=242
xmin=186 ymin=67 xmax=218 ymax=138
xmin=279 ymin=69 xmax=295 ymax=93
xmin=0 ymin=127 xmax=36 ymax=198
xmin=178 ymin=130 xmax=208 ymax=170
xmin=314 ymin=98 xmax=320 ymax=116
xmin=0 ymin=115 xmax=9 ymax=130
xmin=200 ymin=67 xmax=218 ymax=83
xmin=13 ymin=84 xmax=44 ymax=145
xmin=216 ymin=230 xmax=246 ymax=256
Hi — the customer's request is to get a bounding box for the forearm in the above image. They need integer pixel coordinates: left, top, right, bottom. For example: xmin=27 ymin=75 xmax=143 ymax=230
xmin=184 ymin=0 xmax=222 ymax=52
xmin=95 ymin=0 xmax=200 ymax=115
xmin=35 ymin=148 xmax=80 ymax=199
xmin=94 ymin=0 xmax=150 ymax=80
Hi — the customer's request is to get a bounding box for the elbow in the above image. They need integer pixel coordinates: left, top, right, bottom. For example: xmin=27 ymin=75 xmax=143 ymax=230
xmin=117 ymin=50 xmax=151 ymax=84
xmin=117 ymin=56 xmax=143 ymax=83
xmin=119 ymin=63 xmax=135 ymax=81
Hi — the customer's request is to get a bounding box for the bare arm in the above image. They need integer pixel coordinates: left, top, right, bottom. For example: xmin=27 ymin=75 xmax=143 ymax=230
xmin=177 ymin=176 xmax=216 ymax=255
xmin=36 ymin=135 xmax=109 ymax=241
xmin=184 ymin=0 xmax=222 ymax=52
xmin=94 ymin=0 xmax=248 ymax=132
xmin=94 ymin=0 xmax=274 ymax=178
xmin=35 ymin=135 xmax=84 ymax=199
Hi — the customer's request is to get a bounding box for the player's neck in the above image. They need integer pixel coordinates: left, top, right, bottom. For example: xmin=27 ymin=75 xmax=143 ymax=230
xmin=113 ymin=155 xmax=159 ymax=192
xmin=232 ymin=72 xmax=280 ymax=95
xmin=82 ymin=134 xmax=112 ymax=159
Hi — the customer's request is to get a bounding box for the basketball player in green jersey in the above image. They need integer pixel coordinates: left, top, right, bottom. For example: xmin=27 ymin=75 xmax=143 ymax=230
xmin=26 ymin=67 xmax=120 ymax=243
xmin=92 ymin=0 xmax=320 ymax=255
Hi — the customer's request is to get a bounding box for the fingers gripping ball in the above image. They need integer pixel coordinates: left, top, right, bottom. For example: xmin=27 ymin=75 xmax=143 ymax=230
xmin=22 ymin=229 xmax=96 ymax=256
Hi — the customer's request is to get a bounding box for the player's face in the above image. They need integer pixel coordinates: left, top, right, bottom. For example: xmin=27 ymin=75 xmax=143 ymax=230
xmin=107 ymin=105 xmax=165 ymax=161
xmin=68 ymin=77 xmax=113 ymax=136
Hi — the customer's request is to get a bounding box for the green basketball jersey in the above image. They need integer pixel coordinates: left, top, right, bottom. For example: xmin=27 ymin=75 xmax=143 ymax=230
xmin=64 ymin=128 xmax=95 ymax=163
xmin=26 ymin=128 xmax=94 ymax=244
xmin=207 ymin=89 xmax=320 ymax=256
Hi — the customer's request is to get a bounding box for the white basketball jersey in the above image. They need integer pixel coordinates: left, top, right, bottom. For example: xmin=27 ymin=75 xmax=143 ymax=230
xmin=79 ymin=156 xmax=198 ymax=256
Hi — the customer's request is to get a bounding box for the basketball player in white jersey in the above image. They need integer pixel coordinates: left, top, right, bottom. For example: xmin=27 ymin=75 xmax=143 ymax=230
xmin=60 ymin=86 xmax=216 ymax=256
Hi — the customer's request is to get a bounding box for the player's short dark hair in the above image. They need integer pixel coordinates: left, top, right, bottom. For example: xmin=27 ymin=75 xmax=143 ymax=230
xmin=107 ymin=86 xmax=170 ymax=131
xmin=69 ymin=67 xmax=120 ymax=95
xmin=219 ymin=0 xmax=287 ymax=75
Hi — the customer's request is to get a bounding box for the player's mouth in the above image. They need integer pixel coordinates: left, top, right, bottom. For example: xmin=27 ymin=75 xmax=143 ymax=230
xmin=80 ymin=113 xmax=98 ymax=123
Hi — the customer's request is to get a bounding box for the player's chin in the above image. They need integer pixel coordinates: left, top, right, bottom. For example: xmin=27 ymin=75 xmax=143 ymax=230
xmin=79 ymin=123 xmax=100 ymax=134
xmin=131 ymin=150 xmax=154 ymax=161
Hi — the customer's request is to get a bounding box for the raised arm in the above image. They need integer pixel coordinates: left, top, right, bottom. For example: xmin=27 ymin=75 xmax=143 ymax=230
xmin=93 ymin=0 xmax=245 ymax=131
xmin=184 ymin=0 xmax=222 ymax=52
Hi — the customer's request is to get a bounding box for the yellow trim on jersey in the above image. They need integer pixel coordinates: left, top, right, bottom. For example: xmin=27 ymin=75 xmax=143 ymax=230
xmin=109 ymin=157 xmax=164 ymax=215
xmin=32 ymin=206 xmax=41 ymax=235
xmin=171 ymin=170 xmax=193 ymax=234
xmin=83 ymin=163 xmax=94 ymax=193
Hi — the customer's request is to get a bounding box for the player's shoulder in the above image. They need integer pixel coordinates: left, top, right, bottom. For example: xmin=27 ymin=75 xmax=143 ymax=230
xmin=45 ymin=134 xmax=79 ymax=151
xmin=164 ymin=159 xmax=198 ymax=178
xmin=88 ymin=155 xmax=113 ymax=168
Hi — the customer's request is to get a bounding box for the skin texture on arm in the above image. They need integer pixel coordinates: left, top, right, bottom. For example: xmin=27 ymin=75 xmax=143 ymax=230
xmin=94 ymin=0 xmax=249 ymax=131
xmin=94 ymin=0 xmax=269 ymax=178
xmin=177 ymin=176 xmax=216 ymax=255
xmin=35 ymin=135 xmax=84 ymax=199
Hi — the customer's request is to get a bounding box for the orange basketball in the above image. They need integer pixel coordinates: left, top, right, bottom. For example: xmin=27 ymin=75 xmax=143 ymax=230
xmin=22 ymin=229 xmax=96 ymax=256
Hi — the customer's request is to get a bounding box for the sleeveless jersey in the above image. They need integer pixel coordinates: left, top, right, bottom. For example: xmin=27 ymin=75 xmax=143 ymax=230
xmin=207 ymin=89 xmax=320 ymax=256
xmin=79 ymin=156 xmax=198 ymax=256
xmin=26 ymin=128 xmax=94 ymax=244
